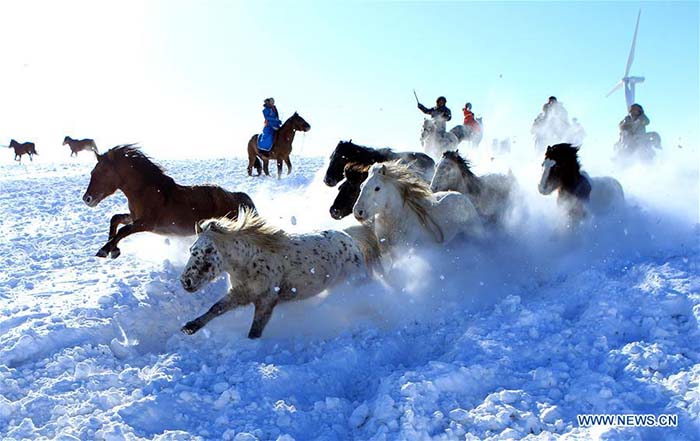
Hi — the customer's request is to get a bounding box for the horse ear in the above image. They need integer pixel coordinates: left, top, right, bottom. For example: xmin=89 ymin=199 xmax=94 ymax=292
xmin=195 ymin=221 xmax=204 ymax=235
xmin=379 ymin=164 xmax=387 ymax=175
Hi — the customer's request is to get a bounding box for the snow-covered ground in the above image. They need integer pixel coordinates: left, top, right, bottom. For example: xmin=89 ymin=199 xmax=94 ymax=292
xmin=0 ymin=148 xmax=698 ymax=441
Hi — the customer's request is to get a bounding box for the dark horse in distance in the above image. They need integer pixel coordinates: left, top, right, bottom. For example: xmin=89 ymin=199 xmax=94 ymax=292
xmin=64 ymin=136 xmax=98 ymax=156
xmin=9 ymin=140 xmax=38 ymax=162
xmin=247 ymin=112 xmax=311 ymax=179
xmin=82 ymin=144 xmax=256 ymax=259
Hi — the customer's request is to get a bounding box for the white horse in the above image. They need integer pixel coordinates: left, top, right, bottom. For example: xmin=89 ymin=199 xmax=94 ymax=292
xmin=179 ymin=209 xmax=380 ymax=338
xmin=420 ymin=119 xmax=459 ymax=158
xmin=352 ymin=162 xmax=484 ymax=254
xmin=430 ymin=150 xmax=517 ymax=225
xmin=538 ymin=143 xmax=624 ymax=222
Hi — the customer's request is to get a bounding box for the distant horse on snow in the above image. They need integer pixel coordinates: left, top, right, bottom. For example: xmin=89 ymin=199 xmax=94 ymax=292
xmin=246 ymin=112 xmax=311 ymax=179
xmin=9 ymin=140 xmax=38 ymax=162
xmin=64 ymin=136 xmax=98 ymax=156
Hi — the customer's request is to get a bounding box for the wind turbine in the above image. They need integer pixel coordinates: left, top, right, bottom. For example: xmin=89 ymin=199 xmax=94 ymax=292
xmin=606 ymin=9 xmax=645 ymax=110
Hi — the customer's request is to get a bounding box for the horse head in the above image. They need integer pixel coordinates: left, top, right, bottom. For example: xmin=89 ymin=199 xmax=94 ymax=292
xmin=539 ymin=143 xmax=581 ymax=195
xmin=353 ymin=163 xmax=394 ymax=223
xmin=63 ymin=136 xmax=71 ymax=145
xmin=324 ymin=140 xmax=353 ymax=187
xmin=83 ymin=150 xmax=120 ymax=207
xmin=289 ymin=112 xmax=311 ymax=132
xmin=329 ymin=163 xmax=369 ymax=220
xmin=431 ymin=150 xmax=463 ymax=192
xmin=181 ymin=228 xmax=224 ymax=293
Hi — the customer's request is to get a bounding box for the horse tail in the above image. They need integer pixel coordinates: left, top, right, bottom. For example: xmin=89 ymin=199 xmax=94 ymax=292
xmin=344 ymin=225 xmax=382 ymax=275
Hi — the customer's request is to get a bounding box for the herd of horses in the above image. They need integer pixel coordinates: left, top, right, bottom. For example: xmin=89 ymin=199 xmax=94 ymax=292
xmin=5 ymin=136 xmax=98 ymax=161
xmin=75 ymin=132 xmax=625 ymax=338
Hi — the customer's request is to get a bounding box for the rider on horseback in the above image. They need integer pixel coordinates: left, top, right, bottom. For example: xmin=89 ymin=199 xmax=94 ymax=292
xmin=258 ymin=97 xmax=281 ymax=156
xmin=619 ymin=103 xmax=649 ymax=144
xmin=418 ymin=96 xmax=452 ymax=132
xmin=462 ymin=102 xmax=481 ymax=137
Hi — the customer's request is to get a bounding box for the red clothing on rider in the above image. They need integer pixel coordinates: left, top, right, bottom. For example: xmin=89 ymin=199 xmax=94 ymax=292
xmin=463 ymin=108 xmax=481 ymax=134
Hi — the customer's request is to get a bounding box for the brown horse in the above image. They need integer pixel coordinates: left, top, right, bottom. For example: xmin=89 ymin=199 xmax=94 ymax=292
xmin=9 ymin=140 xmax=38 ymax=162
xmin=247 ymin=112 xmax=311 ymax=178
xmin=82 ymin=144 xmax=256 ymax=259
xmin=64 ymin=136 xmax=98 ymax=156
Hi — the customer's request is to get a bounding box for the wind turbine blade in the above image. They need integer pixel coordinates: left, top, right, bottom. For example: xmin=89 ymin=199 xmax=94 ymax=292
xmin=624 ymin=9 xmax=641 ymax=77
xmin=606 ymin=81 xmax=624 ymax=97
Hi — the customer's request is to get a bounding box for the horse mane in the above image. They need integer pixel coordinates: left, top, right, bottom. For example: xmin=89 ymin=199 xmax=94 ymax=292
xmin=545 ymin=143 xmax=581 ymax=169
xmin=337 ymin=141 xmax=396 ymax=163
xmin=105 ymin=144 xmax=176 ymax=190
xmin=544 ymin=143 xmax=581 ymax=187
xmin=376 ymin=162 xmax=444 ymax=242
xmin=442 ymin=150 xmax=482 ymax=194
xmin=201 ymin=209 xmax=288 ymax=252
xmin=343 ymin=163 xmax=370 ymax=183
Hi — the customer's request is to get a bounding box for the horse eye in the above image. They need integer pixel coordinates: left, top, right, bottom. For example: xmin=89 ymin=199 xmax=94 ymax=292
xmin=374 ymin=186 xmax=380 ymax=192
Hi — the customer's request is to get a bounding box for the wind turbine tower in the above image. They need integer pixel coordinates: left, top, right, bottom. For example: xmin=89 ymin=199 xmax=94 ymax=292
xmin=606 ymin=9 xmax=645 ymax=111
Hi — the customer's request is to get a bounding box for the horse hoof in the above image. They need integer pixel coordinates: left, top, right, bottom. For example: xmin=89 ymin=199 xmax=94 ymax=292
xmin=110 ymin=248 xmax=121 ymax=259
xmin=96 ymin=248 xmax=109 ymax=258
xmin=181 ymin=323 xmax=198 ymax=335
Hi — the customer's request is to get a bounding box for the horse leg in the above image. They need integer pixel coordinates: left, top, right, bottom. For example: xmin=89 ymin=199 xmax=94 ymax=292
xmin=263 ymin=159 xmax=270 ymax=176
xmin=181 ymin=289 xmax=248 ymax=335
xmin=284 ymin=157 xmax=292 ymax=175
xmin=248 ymin=295 xmax=279 ymax=339
xmin=276 ymin=159 xmax=283 ymax=179
xmin=107 ymin=214 xmax=133 ymax=258
xmin=96 ymin=220 xmax=149 ymax=258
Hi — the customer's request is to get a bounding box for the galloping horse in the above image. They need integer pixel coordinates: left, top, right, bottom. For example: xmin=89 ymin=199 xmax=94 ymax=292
xmin=64 ymin=136 xmax=98 ymax=156
xmin=9 ymin=140 xmax=38 ymax=162
xmin=353 ymin=162 xmax=484 ymax=255
xmin=82 ymin=144 xmax=255 ymax=259
xmin=420 ymin=119 xmax=458 ymax=158
xmin=330 ymin=163 xmax=370 ymax=220
xmin=247 ymin=112 xmax=311 ymax=178
xmin=539 ymin=143 xmax=624 ymax=222
xmin=449 ymin=121 xmax=483 ymax=148
xmin=180 ymin=209 xmax=380 ymax=338
xmin=323 ymin=140 xmax=435 ymax=187
xmin=430 ymin=150 xmax=517 ymax=225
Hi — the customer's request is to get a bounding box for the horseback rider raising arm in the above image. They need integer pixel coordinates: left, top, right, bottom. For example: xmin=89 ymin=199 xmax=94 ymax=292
xmin=258 ymin=97 xmax=281 ymax=155
xmin=418 ymin=96 xmax=452 ymax=132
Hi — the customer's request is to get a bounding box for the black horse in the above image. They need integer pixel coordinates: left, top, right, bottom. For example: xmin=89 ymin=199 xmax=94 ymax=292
xmin=9 ymin=140 xmax=38 ymax=162
xmin=539 ymin=143 xmax=624 ymax=222
xmin=323 ymin=140 xmax=435 ymax=187
xmin=330 ymin=163 xmax=369 ymax=220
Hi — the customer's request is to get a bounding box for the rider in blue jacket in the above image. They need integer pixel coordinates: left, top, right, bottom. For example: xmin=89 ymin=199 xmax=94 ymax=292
xmin=258 ymin=97 xmax=281 ymax=152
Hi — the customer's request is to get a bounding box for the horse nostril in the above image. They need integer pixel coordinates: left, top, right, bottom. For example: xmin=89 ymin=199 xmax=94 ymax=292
xmin=83 ymin=195 xmax=92 ymax=204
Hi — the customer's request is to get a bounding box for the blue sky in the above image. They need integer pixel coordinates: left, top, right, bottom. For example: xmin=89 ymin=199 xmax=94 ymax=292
xmin=0 ymin=1 xmax=697 ymax=159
